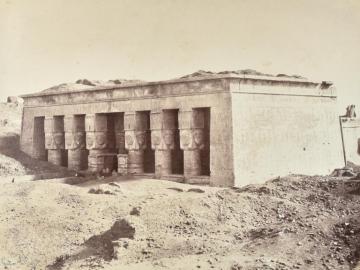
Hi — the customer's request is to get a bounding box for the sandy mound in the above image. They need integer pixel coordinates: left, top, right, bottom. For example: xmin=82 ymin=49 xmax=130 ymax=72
xmin=0 ymin=102 xmax=22 ymax=135
xmin=0 ymin=176 xmax=360 ymax=270
xmin=0 ymin=103 xmax=72 ymax=177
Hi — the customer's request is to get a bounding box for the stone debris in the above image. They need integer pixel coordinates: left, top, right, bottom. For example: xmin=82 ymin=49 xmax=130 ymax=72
xmin=130 ymin=207 xmax=141 ymax=216
xmin=180 ymin=69 xmax=306 ymax=80
xmin=167 ymin=187 xmax=184 ymax=192
xmin=88 ymin=184 xmax=122 ymax=195
xmin=187 ymin=188 xmax=205 ymax=193
xmin=6 ymin=96 xmax=23 ymax=104
xmin=331 ymin=167 xmax=356 ymax=177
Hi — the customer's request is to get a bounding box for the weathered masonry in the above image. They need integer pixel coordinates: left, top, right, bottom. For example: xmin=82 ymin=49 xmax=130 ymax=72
xmin=20 ymin=73 xmax=344 ymax=186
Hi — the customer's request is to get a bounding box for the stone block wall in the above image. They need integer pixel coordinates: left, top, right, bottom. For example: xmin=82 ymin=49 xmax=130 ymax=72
xmin=231 ymin=79 xmax=343 ymax=186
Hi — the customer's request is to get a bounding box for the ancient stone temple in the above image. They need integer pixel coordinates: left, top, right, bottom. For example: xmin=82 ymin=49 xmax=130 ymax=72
xmin=20 ymin=71 xmax=344 ymax=187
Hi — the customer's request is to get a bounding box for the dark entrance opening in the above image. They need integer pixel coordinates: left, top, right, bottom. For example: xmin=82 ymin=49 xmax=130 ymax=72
xmin=168 ymin=109 xmax=184 ymax=174
xmin=103 ymin=113 xmax=121 ymax=172
xmin=138 ymin=111 xmax=155 ymax=173
xmin=33 ymin=116 xmax=46 ymax=160
xmin=195 ymin=107 xmax=211 ymax=176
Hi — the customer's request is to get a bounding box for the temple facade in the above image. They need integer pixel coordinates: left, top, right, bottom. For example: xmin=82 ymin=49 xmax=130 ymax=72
xmin=20 ymin=73 xmax=344 ymax=186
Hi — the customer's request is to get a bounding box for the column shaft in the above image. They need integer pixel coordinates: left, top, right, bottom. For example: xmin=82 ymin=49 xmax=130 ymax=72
xmin=155 ymin=149 xmax=172 ymax=177
xmin=48 ymin=149 xmax=63 ymax=166
xmin=128 ymin=150 xmax=144 ymax=174
xmin=184 ymin=149 xmax=201 ymax=177
xmin=68 ymin=149 xmax=88 ymax=170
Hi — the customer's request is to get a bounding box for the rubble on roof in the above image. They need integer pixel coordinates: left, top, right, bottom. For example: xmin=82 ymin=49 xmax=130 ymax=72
xmin=40 ymin=69 xmax=307 ymax=94
xmin=180 ymin=69 xmax=306 ymax=80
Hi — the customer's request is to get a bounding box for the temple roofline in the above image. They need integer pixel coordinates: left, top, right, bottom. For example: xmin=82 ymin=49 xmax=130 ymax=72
xmin=20 ymin=74 xmax=323 ymax=99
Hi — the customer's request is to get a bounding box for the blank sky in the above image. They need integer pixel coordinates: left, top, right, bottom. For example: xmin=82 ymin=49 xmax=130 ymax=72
xmin=1 ymin=0 xmax=359 ymax=113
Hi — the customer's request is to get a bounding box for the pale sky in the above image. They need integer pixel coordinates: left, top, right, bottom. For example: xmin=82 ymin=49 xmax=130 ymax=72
xmin=1 ymin=0 xmax=359 ymax=113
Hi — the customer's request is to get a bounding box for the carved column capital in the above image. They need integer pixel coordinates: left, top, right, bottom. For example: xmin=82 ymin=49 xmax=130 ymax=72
xmin=150 ymin=110 xmax=176 ymax=150
xmin=179 ymin=109 xmax=205 ymax=150
xmin=45 ymin=132 xmax=65 ymax=150
xmin=64 ymin=115 xmax=86 ymax=150
xmin=65 ymin=131 xmax=86 ymax=150
xmin=86 ymin=131 xmax=109 ymax=150
xmin=151 ymin=129 xmax=175 ymax=150
xmin=180 ymin=129 xmax=205 ymax=150
xmin=125 ymin=130 xmax=147 ymax=150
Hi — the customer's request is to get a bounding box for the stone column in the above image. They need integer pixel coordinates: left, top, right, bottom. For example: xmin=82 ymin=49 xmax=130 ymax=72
xmin=64 ymin=115 xmax=87 ymax=170
xmin=85 ymin=114 xmax=110 ymax=172
xmin=124 ymin=112 xmax=147 ymax=174
xmin=179 ymin=109 xmax=205 ymax=178
xmin=151 ymin=110 xmax=176 ymax=177
xmin=45 ymin=116 xmax=65 ymax=166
